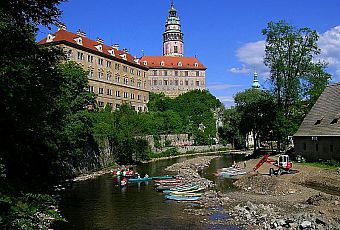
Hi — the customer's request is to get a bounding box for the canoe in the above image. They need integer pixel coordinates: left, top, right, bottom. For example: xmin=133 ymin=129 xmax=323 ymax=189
xmin=154 ymin=183 xmax=182 ymax=187
xmin=156 ymin=185 xmax=183 ymax=191
xmin=218 ymin=170 xmax=246 ymax=177
xmin=163 ymin=185 xmax=199 ymax=194
xmin=169 ymin=192 xmax=203 ymax=197
xmin=169 ymin=184 xmax=198 ymax=191
xmin=215 ymin=167 xmax=246 ymax=177
xmin=128 ymin=177 xmax=152 ymax=183
xmin=165 ymin=195 xmax=200 ymax=201
xmin=169 ymin=187 xmax=204 ymax=195
xmin=153 ymin=179 xmax=181 ymax=183
xmin=152 ymin=176 xmax=175 ymax=180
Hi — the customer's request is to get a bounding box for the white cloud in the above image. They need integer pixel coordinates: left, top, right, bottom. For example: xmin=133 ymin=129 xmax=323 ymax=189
xmin=230 ymin=26 xmax=340 ymax=80
xmin=318 ymin=25 xmax=340 ymax=78
xmin=229 ymin=64 xmax=250 ymax=74
xmin=207 ymin=84 xmax=244 ymax=90
xmin=229 ymin=40 xmax=269 ymax=78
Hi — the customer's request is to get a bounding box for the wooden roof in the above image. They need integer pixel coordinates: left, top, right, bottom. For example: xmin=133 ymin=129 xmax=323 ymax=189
xmin=294 ymin=83 xmax=340 ymax=137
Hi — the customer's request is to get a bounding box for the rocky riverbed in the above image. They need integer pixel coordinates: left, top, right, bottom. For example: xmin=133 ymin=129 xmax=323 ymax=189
xmin=165 ymin=155 xmax=340 ymax=230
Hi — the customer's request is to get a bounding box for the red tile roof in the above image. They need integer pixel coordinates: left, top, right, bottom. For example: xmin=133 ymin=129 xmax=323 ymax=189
xmin=140 ymin=56 xmax=206 ymax=70
xmin=38 ymin=29 xmax=146 ymax=69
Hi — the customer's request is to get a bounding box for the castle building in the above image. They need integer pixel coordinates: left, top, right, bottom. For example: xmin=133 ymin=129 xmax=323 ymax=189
xmin=38 ymin=25 xmax=150 ymax=112
xmin=140 ymin=2 xmax=206 ymax=98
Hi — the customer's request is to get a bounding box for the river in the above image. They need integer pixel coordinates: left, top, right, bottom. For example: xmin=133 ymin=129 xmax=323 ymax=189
xmin=54 ymin=154 xmax=244 ymax=230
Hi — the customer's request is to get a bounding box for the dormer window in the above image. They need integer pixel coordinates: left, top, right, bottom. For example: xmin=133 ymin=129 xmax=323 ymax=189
xmin=178 ymin=62 xmax=182 ymax=67
xmin=74 ymin=37 xmax=83 ymax=45
xmin=46 ymin=34 xmax=55 ymax=43
xmin=108 ymin=49 xmax=115 ymax=56
xmin=95 ymin=44 xmax=103 ymax=52
xmin=143 ymin=61 xmax=148 ymax=66
xmin=194 ymin=63 xmax=198 ymax=67
xmin=120 ymin=54 xmax=127 ymax=60
xmin=314 ymin=117 xmax=324 ymax=125
xmin=161 ymin=61 xmax=165 ymax=66
xmin=331 ymin=118 xmax=339 ymax=124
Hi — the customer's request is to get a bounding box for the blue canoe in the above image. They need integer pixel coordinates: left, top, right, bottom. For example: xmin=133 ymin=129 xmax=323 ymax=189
xmin=165 ymin=195 xmax=200 ymax=201
xmin=152 ymin=176 xmax=174 ymax=180
xmin=128 ymin=177 xmax=152 ymax=183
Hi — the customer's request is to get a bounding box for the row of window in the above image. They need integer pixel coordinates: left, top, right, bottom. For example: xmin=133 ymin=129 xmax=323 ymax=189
xmin=151 ymin=70 xmax=201 ymax=77
xmin=150 ymin=79 xmax=202 ymax=86
xmin=302 ymin=143 xmax=334 ymax=152
xmin=97 ymin=101 xmax=147 ymax=112
xmin=74 ymin=51 xmax=144 ymax=76
xmin=88 ymin=86 xmax=146 ymax=101
xmin=143 ymin=60 xmax=197 ymax=68
xmin=88 ymin=69 xmax=146 ymax=88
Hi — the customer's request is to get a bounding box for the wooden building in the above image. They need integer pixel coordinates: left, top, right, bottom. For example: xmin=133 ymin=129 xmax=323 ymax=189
xmin=293 ymin=83 xmax=340 ymax=161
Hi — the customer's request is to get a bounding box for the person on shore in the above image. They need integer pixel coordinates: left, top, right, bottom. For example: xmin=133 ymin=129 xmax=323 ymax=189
xmin=137 ymin=174 xmax=140 ymax=179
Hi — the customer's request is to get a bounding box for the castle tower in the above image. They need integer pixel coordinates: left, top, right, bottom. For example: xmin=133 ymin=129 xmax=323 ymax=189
xmin=252 ymin=71 xmax=261 ymax=89
xmin=163 ymin=1 xmax=184 ymax=57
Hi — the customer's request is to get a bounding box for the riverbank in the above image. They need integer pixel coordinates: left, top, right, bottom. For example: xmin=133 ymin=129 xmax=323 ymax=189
xmin=165 ymin=155 xmax=340 ymax=229
xmin=72 ymin=150 xmax=241 ymax=182
xmin=226 ymin=157 xmax=340 ymax=229
xmin=71 ymin=164 xmax=135 ymax=182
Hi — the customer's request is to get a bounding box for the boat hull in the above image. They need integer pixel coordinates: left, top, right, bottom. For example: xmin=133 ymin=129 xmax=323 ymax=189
xmin=165 ymin=195 xmax=200 ymax=201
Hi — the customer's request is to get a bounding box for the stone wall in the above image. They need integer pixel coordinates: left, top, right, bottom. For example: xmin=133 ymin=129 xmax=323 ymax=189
xmin=67 ymin=137 xmax=115 ymax=176
xmin=142 ymin=134 xmax=194 ymax=150
xmin=157 ymin=144 xmax=229 ymax=154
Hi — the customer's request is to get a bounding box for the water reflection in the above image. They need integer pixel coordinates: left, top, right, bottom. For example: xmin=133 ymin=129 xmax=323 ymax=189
xmin=54 ymin=154 xmax=244 ymax=230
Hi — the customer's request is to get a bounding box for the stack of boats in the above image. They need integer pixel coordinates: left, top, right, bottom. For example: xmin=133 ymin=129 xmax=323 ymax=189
xmin=214 ymin=166 xmax=246 ymax=177
xmin=154 ymin=179 xmax=204 ymax=201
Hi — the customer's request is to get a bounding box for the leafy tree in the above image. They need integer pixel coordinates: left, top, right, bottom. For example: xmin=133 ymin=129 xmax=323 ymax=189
xmin=262 ymin=21 xmax=331 ymax=150
xmin=234 ymin=89 xmax=276 ymax=151
xmin=147 ymin=90 xmax=222 ymax=144
xmin=220 ymin=107 xmax=244 ymax=149
xmin=1 ymin=0 xmax=64 ymax=26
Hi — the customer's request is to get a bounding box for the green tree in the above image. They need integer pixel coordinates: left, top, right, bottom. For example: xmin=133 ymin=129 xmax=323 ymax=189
xmin=234 ymin=89 xmax=276 ymax=151
xmin=262 ymin=21 xmax=331 ymax=150
xmin=220 ymin=107 xmax=244 ymax=149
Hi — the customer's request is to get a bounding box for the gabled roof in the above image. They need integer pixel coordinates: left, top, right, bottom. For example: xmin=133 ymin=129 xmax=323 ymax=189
xmin=139 ymin=56 xmax=206 ymax=70
xmin=38 ymin=29 xmax=147 ymax=69
xmin=294 ymin=83 xmax=340 ymax=137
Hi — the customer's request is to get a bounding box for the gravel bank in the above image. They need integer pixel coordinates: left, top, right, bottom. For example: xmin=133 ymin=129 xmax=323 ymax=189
xmin=164 ymin=155 xmax=340 ymax=229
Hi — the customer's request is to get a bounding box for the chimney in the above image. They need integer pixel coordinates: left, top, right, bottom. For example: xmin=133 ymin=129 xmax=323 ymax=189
xmin=96 ymin=37 xmax=104 ymax=44
xmin=112 ymin=44 xmax=119 ymax=50
xmin=122 ymin=48 xmax=129 ymax=53
xmin=77 ymin=29 xmax=86 ymax=37
xmin=57 ymin=23 xmax=67 ymax=31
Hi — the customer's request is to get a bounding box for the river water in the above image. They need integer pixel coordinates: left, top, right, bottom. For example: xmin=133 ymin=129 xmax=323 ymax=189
xmin=54 ymin=154 xmax=244 ymax=230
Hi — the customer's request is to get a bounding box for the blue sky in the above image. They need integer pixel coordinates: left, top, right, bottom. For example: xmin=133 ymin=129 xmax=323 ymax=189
xmin=38 ymin=0 xmax=340 ymax=107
